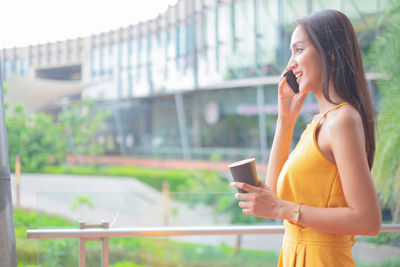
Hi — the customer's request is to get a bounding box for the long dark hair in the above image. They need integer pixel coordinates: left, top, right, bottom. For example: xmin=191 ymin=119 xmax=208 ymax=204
xmin=296 ymin=9 xmax=375 ymax=169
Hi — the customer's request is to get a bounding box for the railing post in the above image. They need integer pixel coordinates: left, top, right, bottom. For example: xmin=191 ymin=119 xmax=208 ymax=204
xmin=79 ymin=221 xmax=110 ymax=267
xmin=162 ymin=182 xmax=170 ymax=226
xmin=79 ymin=238 xmax=86 ymax=267
xmin=79 ymin=221 xmax=87 ymax=267
xmin=101 ymin=221 xmax=109 ymax=267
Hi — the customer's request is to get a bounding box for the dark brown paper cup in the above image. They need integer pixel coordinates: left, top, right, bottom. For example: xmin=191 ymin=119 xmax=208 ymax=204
xmin=228 ymin=158 xmax=259 ymax=193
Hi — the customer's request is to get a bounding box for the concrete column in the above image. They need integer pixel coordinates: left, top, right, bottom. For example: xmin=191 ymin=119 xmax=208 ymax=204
xmin=257 ymin=86 xmax=268 ymax=163
xmin=175 ymin=92 xmax=191 ymax=160
xmin=0 ymin=62 xmax=18 ymax=267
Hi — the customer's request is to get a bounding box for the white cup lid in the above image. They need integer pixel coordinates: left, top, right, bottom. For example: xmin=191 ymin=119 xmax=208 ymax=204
xmin=228 ymin=158 xmax=255 ymax=168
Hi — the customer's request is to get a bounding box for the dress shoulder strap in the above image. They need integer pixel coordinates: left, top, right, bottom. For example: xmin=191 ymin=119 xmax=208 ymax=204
xmin=316 ymin=102 xmax=349 ymax=125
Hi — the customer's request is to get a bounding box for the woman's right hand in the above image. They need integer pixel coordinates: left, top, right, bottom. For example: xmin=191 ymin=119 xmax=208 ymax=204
xmin=278 ymin=67 xmax=308 ymax=121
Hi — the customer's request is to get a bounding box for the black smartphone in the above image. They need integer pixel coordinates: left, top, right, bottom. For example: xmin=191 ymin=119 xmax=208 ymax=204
xmin=283 ymin=70 xmax=299 ymax=93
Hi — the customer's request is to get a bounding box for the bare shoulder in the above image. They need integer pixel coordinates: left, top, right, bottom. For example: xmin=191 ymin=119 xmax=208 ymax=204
xmin=325 ymin=104 xmax=365 ymax=143
xmin=327 ymin=104 xmax=363 ymax=128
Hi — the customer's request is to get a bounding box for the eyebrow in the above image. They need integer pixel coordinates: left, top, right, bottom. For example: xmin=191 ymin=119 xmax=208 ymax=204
xmin=290 ymin=41 xmax=306 ymax=49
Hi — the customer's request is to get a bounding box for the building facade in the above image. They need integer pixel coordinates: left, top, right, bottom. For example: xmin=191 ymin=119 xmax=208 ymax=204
xmin=1 ymin=0 xmax=387 ymax=162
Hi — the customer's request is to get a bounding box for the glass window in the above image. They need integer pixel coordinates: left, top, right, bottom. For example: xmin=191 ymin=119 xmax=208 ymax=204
xmin=4 ymin=60 xmax=12 ymax=80
xmin=195 ymin=16 xmax=203 ymax=52
xmin=185 ymin=87 xmax=260 ymax=161
xmin=258 ymin=0 xmax=280 ymax=75
xmin=205 ymin=10 xmax=216 ymax=48
xmin=313 ymin=0 xmax=341 ymax=10
xmin=127 ymin=39 xmax=134 ymax=70
xmin=135 ymin=65 xmax=150 ymax=96
xmin=152 ymin=32 xmax=166 ymax=92
xmin=120 ymin=70 xmax=129 ymax=98
xmin=138 ymin=37 xmax=145 ymax=67
xmin=90 ymin=48 xmax=99 ymax=77
xmin=218 ymin=5 xmax=231 ymax=79
xmin=103 ymin=45 xmax=110 ymax=75
xmin=233 ymin=0 xmax=255 ymax=72
xmin=120 ymin=42 xmax=128 ymax=70
xmin=200 ymin=10 xmax=221 ymax=83
xmin=109 ymin=44 xmax=117 ymax=76
xmin=99 ymin=46 xmax=105 ymax=76
xmin=179 ymin=25 xmax=186 ymax=58
xmin=17 ymin=59 xmax=28 ymax=76
xmin=167 ymin=29 xmax=176 ymax=61
xmin=152 ymin=96 xmax=180 ymax=148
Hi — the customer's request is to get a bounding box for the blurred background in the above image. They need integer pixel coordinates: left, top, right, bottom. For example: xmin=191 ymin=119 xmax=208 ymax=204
xmin=2 ymin=0 xmax=400 ymax=266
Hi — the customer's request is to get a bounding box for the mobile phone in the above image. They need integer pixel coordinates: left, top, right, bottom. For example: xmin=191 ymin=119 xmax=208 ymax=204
xmin=283 ymin=70 xmax=299 ymax=93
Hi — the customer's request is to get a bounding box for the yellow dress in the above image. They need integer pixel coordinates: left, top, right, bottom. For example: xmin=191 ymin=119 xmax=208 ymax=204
xmin=277 ymin=102 xmax=356 ymax=267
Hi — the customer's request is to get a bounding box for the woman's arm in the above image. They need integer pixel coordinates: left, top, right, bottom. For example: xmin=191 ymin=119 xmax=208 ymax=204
xmin=266 ymin=72 xmax=308 ymax=193
xmin=291 ymin=107 xmax=381 ymax=235
xmin=265 ymin=118 xmax=296 ymax=193
xmin=233 ymin=107 xmax=382 ymax=236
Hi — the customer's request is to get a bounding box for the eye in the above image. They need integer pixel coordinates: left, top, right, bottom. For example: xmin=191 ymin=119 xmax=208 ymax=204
xmin=296 ymin=48 xmax=303 ymax=53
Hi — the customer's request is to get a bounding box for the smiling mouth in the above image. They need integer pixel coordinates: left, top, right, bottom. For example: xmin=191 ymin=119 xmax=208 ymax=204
xmin=295 ymin=73 xmax=303 ymax=83
xmin=294 ymin=72 xmax=303 ymax=79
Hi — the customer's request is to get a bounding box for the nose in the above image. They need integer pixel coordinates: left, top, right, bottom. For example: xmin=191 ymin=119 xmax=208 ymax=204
xmin=288 ymin=55 xmax=297 ymax=69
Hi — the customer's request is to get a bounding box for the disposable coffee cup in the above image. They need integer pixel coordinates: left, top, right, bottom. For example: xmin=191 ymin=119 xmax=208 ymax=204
xmin=228 ymin=158 xmax=259 ymax=193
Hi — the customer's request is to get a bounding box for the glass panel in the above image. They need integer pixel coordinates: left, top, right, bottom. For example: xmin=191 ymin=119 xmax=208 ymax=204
xmin=184 ymin=87 xmax=261 ymax=161
xmin=99 ymin=45 xmax=105 ymax=76
xmin=258 ymin=0 xmax=280 ymax=76
xmin=120 ymin=69 xmax=130 ymax=99
xmin=90 ymin=47 xmax=99 ymax=78
xmin=197 ymin=9 xmax=221 ymax=84
xmin=120 ymin=41 xmax=129 ymax=70
xmin=4 ymin=60 xmax=12 ymax=80
xmin=234 ymin=0 xmax=255 ymax=72
xmin=138 ymin=37 xmax=146 ymax=67
xmin=35 ymin=190 xmax=282 ymax=266
xmin=218 ymin=5 xmax=231 ymax=79
xmin=152 ymin=33 xmax=166 ymax=93
xmin=29 ymin=190 xmax=398 ymax=266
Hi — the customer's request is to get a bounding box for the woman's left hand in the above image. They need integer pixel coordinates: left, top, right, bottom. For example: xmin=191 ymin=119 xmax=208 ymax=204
xmin=231 ymin=180 xmax=281 ymax=218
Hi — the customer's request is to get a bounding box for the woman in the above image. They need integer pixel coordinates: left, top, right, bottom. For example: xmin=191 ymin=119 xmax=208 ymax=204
xmin=231 ymin=9 xmax=382 ymax=266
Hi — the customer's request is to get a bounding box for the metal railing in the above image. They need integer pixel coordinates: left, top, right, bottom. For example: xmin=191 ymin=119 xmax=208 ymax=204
xmin=27 ymin=223 xmax=400 ymax=267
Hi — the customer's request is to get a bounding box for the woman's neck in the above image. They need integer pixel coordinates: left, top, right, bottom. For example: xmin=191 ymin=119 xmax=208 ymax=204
xmin=314 ymin=79 xmax=345 ymax=114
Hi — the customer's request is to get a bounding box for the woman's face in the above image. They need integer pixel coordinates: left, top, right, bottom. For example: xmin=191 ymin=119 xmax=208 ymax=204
xmin=288 ymin=25 xmax=322 ymax=94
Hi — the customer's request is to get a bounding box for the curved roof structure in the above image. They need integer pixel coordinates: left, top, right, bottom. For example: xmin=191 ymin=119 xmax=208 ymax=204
xmin=6 ymin=75 xmax=87 ymax=111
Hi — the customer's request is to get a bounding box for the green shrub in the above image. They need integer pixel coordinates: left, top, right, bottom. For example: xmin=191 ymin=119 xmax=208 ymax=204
xmin=366 ymin=232 xmax=400 ymax=247
xmin=360 ymin=257 xmax=400 ymax=267
xmin=6 ymin=105 xmax=67 ymax=171
xmin=111 ymin=261 xmax=144 ymax=267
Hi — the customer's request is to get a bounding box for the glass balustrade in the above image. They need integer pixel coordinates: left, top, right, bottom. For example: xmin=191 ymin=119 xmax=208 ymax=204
xmin=25 ymin=190 xmax=400 ymax=266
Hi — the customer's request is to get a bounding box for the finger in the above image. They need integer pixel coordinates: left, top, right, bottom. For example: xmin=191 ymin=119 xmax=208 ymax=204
xmin=279 ymin=76 xmax=296 ymax=96
xmin=258 ymin=179 xmax=272 ymax=190
xmin=280 ymin=66 xmax=291 ymax=78
xmin=242 ymin=209 xmax=253 ymax=215
xmin=278 ymin=76 xmax=287 ymax=87
xmin=231 ymin=182 xmax=258 ymax=193
xmin=278 ymin=77 xmax=287 ymax=94
xmin=238 ymin=201 xmax=250 ymax=209
xmin=235 ymin=192 xmax=251 ymax=201
xmin=257 ymin=179 xmax=267 ymax=189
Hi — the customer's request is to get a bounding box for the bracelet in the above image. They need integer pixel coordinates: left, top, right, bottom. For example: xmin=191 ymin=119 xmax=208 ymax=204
xmin=291 ymin=203 xmax=302 ymax=224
